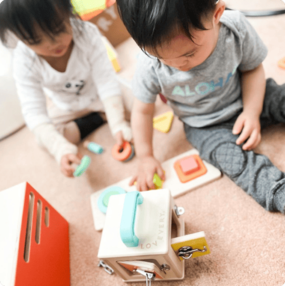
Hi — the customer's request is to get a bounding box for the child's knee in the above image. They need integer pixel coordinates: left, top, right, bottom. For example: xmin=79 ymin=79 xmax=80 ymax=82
xmin=211 ymin=142 xmax=246 ymax=178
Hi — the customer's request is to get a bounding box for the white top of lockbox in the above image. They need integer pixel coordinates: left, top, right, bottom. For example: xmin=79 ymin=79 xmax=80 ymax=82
xmin=98 ymin=189 xmax=172 ymax=258
xmin=0 ymin=182 xmax=27 ymax=286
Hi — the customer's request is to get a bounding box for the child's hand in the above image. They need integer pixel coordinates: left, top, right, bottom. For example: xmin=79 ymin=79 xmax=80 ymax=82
xmin=60 ymin=153 xmax=81 ymax=177
xmin=115 ymin=131 xmax=124 ymax=148
xmin=129 ymin=156 xmax=165 ymax=191
xmin=232 ymin=111 xmax=261 ymax=151
xmin=115 ymin=129 xmax=133 ymax=148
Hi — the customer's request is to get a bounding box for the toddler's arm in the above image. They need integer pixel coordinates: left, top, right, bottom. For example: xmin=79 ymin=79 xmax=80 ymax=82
xmin=12 ymin=49 xmax=79 ymax=175
xmin=232 ymin=13 xmax=268 ymax=151
xmin=102 ymin=95 xmax=132 ymax=145
xmin=129 ymin=98 xmax=165 ymax=191
xmin=33 ymin=123 xmax=78 ymax=163
xmin=87 ymin=23 xmax=132 ymax=144
xmin=233 ymin=64 xmax=266 ymax=150
xmin=33 ymin=123 xmax=80 ymax=177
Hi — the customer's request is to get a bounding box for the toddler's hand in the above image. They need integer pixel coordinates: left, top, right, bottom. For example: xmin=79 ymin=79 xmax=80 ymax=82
xmin=115 ymin=128 xmax=133 ymax=148
xmin=129 ymin=156 xmax=165 ymax=192
xmin=115 ymin=131 xmax=124 ymax=148
xmin=232 ymin=111 xmax=261 ymax=151
xmin=60 ymin=153 xmax=81 ymax=177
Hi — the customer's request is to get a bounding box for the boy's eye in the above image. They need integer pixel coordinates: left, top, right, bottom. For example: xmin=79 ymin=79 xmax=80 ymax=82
xmin=185 ymin=53 xmax=195 ymax=58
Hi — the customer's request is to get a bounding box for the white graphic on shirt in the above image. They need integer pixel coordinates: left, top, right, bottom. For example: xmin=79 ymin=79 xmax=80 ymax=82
xmin=172 ymin=65 xmax=238 ymax=97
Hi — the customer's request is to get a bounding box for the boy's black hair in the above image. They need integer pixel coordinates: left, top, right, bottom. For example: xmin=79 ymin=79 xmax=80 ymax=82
xmin=0 ymin=0 xmax=77 ymax=45
xmin=116 ymin=0 xmax=217 ymax=54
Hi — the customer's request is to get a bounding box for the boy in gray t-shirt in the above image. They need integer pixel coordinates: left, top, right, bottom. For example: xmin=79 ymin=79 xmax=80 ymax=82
xmin=117 ymin=0 xmax=285 ymax=213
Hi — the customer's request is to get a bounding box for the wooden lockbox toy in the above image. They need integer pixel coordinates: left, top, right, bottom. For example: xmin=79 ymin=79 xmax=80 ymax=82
xmin=97 ymin=189 xmax=210 ymax=283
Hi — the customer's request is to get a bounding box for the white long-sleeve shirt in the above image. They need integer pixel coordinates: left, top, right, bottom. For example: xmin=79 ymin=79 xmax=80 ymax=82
xmin=13 ymin=19 xmax=121 ymax=130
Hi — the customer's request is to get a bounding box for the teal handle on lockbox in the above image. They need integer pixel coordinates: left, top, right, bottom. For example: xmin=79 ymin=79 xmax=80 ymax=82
xmin=120 ymin=191 xmax=144 ymax=247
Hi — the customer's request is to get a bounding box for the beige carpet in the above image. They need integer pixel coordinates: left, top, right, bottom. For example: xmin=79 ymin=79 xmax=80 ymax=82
xmin=1 ymin=1 xmax=285 ymax=285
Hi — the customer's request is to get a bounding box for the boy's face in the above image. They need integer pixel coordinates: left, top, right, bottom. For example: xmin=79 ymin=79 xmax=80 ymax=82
xmin=21 ymin=21 xmax=73 ymax=58
xmin=146 ymin=22 xmax=220 ymax=72
xmin=144 ymin=2 xmax=225 ymax=72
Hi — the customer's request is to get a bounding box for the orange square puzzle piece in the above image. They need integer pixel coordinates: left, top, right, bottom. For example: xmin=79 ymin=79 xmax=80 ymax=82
xmin=180 ymin=156 xmax=199 ymax=175
xmin=174 ymin=155 xmax=207 ymax=183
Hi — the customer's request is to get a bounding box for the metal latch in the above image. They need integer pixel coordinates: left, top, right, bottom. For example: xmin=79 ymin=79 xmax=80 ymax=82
xmin=98 ymin=260 xmax=114 ymax=275
xmin=160 ymin=264 xmax=171 ymax=274
xmin=178 ymin=246 xmax=207 ymax=260
xmin=136 ymin=269 xmax=155 ymax=286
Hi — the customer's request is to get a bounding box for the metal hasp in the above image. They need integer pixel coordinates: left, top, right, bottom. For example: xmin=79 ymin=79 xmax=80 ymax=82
xmin=178 ymin=246 xmax=207 ymax=260
xmin=136 ymin=269 xmax=154 ymax=286
xmin=98 ymin=260 xmax=114 ymax=275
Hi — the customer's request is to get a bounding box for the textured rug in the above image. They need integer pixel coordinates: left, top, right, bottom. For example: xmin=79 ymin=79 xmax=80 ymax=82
xmin=1 ymin=0 xmax=285 ymax=285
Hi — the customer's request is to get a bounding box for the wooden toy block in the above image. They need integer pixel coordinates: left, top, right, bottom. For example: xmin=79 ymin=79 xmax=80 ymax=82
xmin=153 ymin=173 xmax=163 ymax=189
xmin=91 ymin=149 xmax=221 ymax=231
xmin=84 ymin=141 xmax=104 ymax=154
xmin=102 ymin=37 xmax=121 ymax=72
xmin=112 ymin=141 xmax=135 ymax=162
xmin=134 ymin=173 xmax=164 ymax=190
xmin=179 ymin=156 xmax=199 ymax=175
xmin=174 ymin=155 xmax=207 ymax=183
xmin=71 ymin=0 xmax=115 ymax=20
xmin=73 ymin=155 xmax=91 ymax=177
xmin=153 ymin=111 xmax=174 ymax=133
xmin=0 ymin=182 xmax=70 ymax=286
xmin=97 ymin=186 xmax=126 ymax=214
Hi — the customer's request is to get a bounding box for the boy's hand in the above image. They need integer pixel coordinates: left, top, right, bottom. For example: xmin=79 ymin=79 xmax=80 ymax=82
xmin=232 ymin=111 xmax=261 ymax=151
xmin=129 ymin=156 xmax=165 ymax=191
xmin=60 ymin=153 xmax=82 ymax=177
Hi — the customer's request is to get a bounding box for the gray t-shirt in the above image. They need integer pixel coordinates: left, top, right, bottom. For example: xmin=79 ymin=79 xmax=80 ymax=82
xmin=132 ymin=10 xmax=268 ymax=127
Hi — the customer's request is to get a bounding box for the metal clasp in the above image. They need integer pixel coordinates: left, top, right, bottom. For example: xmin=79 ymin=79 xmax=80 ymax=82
xmin=178 ymin=246 xmax=207 ymax=260
xmin=160 ymin=264 xmax=171 ymax=274
xmin=98 ymin=260 xmax=114 ymax=275
xmin=174 ymin=205 xmax=185 ymax=217
xmin=136 ymin=269 xmax=154 ymax=286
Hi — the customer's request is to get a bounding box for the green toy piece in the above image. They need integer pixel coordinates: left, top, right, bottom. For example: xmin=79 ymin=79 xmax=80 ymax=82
xmin=97 ymin=186 xmax=126 ymax=214
xmin=87 ymin=142 xmax=104 ymax=154
xmin=153 ymin=173 xmax=163 ymax=189
xmin=73 ymin=155 xmax=91 ymax=177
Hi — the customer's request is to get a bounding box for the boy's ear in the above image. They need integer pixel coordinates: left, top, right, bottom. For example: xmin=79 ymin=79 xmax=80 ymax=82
xmin=213 ymin=1 xmax=226 ymax=25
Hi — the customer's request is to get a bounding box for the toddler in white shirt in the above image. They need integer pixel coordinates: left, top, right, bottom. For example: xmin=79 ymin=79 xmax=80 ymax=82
xmin=0 ymin=0 xmax=132 ymax=177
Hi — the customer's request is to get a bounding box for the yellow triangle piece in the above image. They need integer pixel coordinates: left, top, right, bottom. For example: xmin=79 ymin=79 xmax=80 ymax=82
xmin=102 ymin=37 xmax=121 ymax=72
xmin=153 ymin=111 xmax=174 ymax=133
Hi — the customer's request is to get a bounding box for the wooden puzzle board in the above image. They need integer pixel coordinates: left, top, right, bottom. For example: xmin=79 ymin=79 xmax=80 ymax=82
xmin=91 ymin=149 xmax=221 ymax=231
